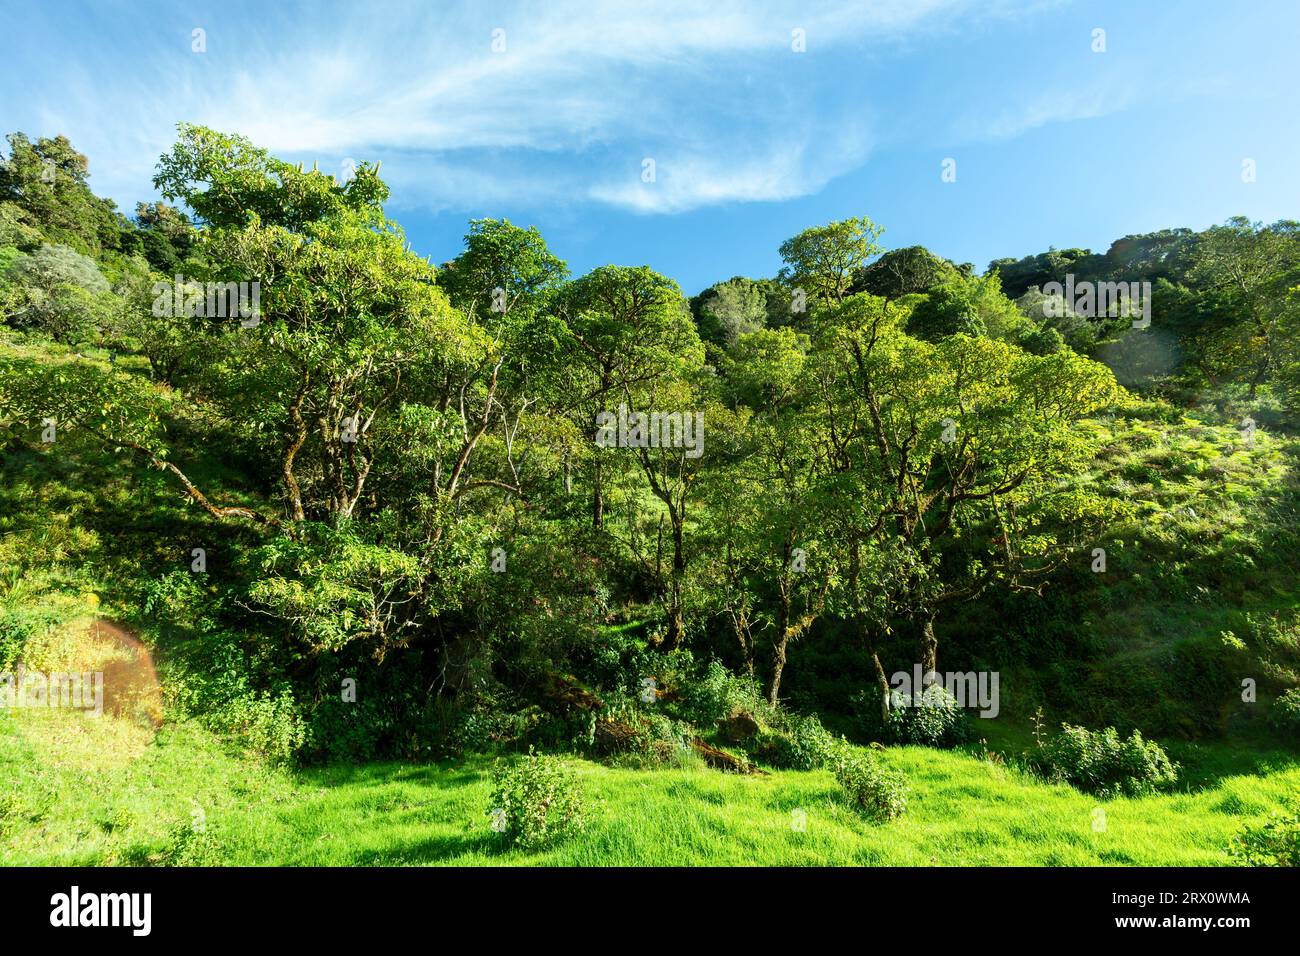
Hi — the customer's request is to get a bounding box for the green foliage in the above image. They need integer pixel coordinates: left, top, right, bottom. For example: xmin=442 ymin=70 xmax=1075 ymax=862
xmin=1229 ymin=802 xmax=1300 ymax=867
xmin=892 ymin=685 xmax=972 ymax=747
xmin=2 ymin=120 xmax=1297 ymax=867
xmin=217 ymin=689 xmax=310 ymax=766
xmin=851 ymin=685 xmax=972 ymax=748
xmin=153 ymin=123 xmax=388 ymax=230
xmin=828 ymin=742 xmax=908 ymax=823
xmin=1270 ymin=688 xmax=1300 ymax=736
xmin=694 ymin=276 xmax=770 ymax=346
xmin=755 ymin=710 xmax=837 ymax=769
xmin=0 ymin=352 xmax=163 ymax=449
xmin=779 ymin=216 xmax=884 ymax=306
xmin=487 ymin=748 xmax=588 ymax=850
xmin=853 ymin=245 xmax=961 ymax=300
xmin=1034 ymin=724 xmax=1179 ymax=797
xmin=157 ymin=822 xmax=222 ymax=866
xmin=439 ymin=217 xmax=568 ymax=324
xmin=596 ymin=702 xmax=695 ymax=767
xmin=246 ymin=523 xmax=425 ymax=655
xmin=3 ymin=243 xmax=115 ymax=342
xmin=906 ymin=282 xmax=985 ymax=340
xmin=668 ymin=656 xmax=759 ymax=727
xmin=0 ymin=133 xmax=126 ymax=257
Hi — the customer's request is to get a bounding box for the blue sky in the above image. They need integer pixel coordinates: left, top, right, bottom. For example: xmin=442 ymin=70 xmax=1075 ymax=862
xmin=3 ymin=0 xmax=1299 ymax=293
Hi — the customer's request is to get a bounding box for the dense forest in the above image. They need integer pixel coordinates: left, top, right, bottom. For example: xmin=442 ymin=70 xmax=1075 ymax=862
xmin=1 ymin=126 xmax=1297 ymax=866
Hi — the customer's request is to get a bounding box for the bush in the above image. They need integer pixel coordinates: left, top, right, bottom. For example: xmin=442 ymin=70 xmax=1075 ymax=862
xmin=0 ymin=789 xmax=22 ymax=838
xmin=487 ymin=747 xmax=587 ymax=850
xmin=1269 ymin=688 xmax=1300 ymax=736
xmin=593 ymin=702 xmax=693 ymax=768
xmin=888 ymin=684 xmax=972 ymax=747
xmin=0 ymin=602 xmax=63 ymax=670
xmin=1034 ymin=724 xmax=1178 ymax=797
xmin=828 ymin=742 xmax=908 ymax=823
xmin=756 ymin=711 xmax=837 ymax=770
xmin=219 ymin=689 xmax=309 ymax=766
xmin=156 ymin=822 xmax=223 ymax=866
xmin=852 ymin=684 xmax=971 ymax=748
xmin=1230 ymin=803 xmax=1300 ymax=867
xmin=680 ymin=658 xmax=754 ymax=726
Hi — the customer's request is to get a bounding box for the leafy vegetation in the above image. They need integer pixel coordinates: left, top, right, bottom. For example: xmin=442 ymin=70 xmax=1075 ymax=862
xmin=1032 ymin=724 xmax=1179 ymax=797
xmin=0 ymin=126 xmax=1297 ymax=867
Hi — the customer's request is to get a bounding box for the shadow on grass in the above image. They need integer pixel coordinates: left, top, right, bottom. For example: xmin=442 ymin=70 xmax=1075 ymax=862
xmin=1163 ymin=739 xmax=1300 ymax=791
xmin=296 ymin=760 xmax=487 ymax=791
xmin=346 ymin=830 xmax=503 ymax=865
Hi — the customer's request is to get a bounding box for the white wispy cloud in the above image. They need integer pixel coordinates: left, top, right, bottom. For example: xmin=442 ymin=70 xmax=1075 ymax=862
xmin=950 ymin=82 xmax=1136 ymax=143
xmin=14 ymin=0 xmax=1061 ymax=214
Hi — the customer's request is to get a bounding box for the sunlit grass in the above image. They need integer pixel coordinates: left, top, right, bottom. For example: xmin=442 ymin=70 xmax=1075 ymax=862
xmin=3 ymin=707 xmax=1295 ymax=866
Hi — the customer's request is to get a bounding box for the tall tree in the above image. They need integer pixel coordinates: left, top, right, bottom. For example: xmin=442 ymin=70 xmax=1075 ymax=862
xmin=779 ymin=216 xmax=885 ymax=307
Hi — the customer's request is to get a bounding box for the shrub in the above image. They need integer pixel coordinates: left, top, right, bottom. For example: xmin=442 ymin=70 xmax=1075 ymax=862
xmin=156 ymin=822 xmax=222 ymax=866
xmin=680 ymin=658 xmax=746 ymax=726
xmin=649 ymin=653 xmax=758 ymax=728
xmin=1035 ymin=724 xmax=1178 ymax=797
xmin=1269 ymin=688 xmax=1300 ymax=736
xmin=1230 ymin=803 xmax=1300 ymax=867
xmin=828 ymin=742 xmax=908 ymax=823
xmin=219 ymin=689 xmax=309 ymax=766
xmin=852 ymin=684 xmax=971 ymax=748
xmin=887 ymin=684 xmax=972 ymax=747
xmin=756 ymin=711 xmax=837 ymax=770
xmin=487 ymin=747 xmax=587 ymax=850
xmin=593 ymin=702 xmax=693 ymax=768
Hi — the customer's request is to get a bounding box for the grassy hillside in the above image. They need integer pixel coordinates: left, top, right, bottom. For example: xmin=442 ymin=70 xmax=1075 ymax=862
xmin=4 ymin=686 xmax=1296 ymax=867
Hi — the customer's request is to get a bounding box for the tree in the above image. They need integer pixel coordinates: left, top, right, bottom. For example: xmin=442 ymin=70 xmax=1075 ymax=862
xmin=811 ymin=294 xmax=1126 ymax=707
xmin=1186 ymin=217 xmax=1300 ymax=397
xmin=693 ymin=277 xmax=768 ymax=347
xmin=153 ymin=124 xmax=490 ymax=527
xmin=0 ymin=132 xmax=124 ymax=256
xmin=556 ymin=265 xmax=703 ymax=529
xmin=3 ymin=243 xmax=114 ymax=342
xmin=907 ymin=274 xmax=1031 ymax=344
xmin=779 ymin=216 xmax=885 ymax=307
xmin=132 ymin=201 xmax=196 ymax=272
xmin=853 ymin=245 xmax=960 ymax=301
xmin=714 ymin=326 xmax=831 ymax=701
xmin=439 ymin=218 xmax=568 ymax=324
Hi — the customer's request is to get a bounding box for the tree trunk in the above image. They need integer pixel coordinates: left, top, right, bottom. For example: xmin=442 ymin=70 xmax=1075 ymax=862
xmin=592 ymin=457 xmax=604 ymax=529
xmin=767 ymin=559 xmax=793 ymax=705
xmin=664 ymin=596 xmax=683 ymax=650
xmin=918 ymin=616 xmax=938 ymax=678
xmin=766 ymin=635 xmax=787 ymax=707
xmin=662 ymin=517 xmax=686 ymax=650
xmin=732 ymin=614 xmax=754 ymax=678
xmin=864 ymin=624 xmax=891 ymax=724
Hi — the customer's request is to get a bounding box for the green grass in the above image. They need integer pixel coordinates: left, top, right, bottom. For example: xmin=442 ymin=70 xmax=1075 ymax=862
xmin=3 ymin=704 xmax=1296 ymax=866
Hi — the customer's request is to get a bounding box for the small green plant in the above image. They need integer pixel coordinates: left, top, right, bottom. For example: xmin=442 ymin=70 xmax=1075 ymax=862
xmin=1229 ymin=802 xmax=1300 ymax=867
xmin=1269 ymin=688 xmax=1300 ymax=736
xmin=100 ymin=806 xmax=135 ymax=834
xmin=0 ymin=789 xmax=21 ymax=838
xmin=828 ymin=742 xmax=908 ymax=823
xmin=487 ymin=747 xmax=587 ymax=850
xmin=1031 ymin=706 xmax=1047 ymax=749
xmin=156 ymin=822 xmax=222 ymax=866
xmin=1034 ymin=724 xmax=1178 ymax=797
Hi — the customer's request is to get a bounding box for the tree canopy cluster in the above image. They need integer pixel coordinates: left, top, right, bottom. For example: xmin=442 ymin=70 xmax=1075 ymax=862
xmin=2 ymin=126 xmax=1297 ymax=760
